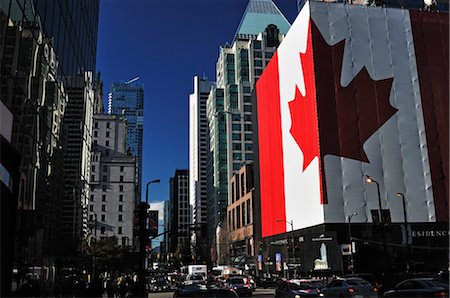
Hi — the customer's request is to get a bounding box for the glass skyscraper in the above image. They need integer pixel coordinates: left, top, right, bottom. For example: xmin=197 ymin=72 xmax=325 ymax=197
xmin=108 ymin=79 xmax=144 ymax=200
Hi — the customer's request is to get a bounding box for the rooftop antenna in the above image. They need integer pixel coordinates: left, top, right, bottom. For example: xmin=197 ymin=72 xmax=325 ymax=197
xmin=125 ymin=76 xmax=140 ymax=85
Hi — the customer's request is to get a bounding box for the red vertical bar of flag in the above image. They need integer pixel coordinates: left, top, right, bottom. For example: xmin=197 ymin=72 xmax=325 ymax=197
xmin=256 ymin=52 xmax=287 ymax=238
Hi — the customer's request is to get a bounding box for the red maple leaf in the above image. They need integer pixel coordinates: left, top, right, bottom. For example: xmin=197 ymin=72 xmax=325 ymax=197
xmin=289 ymin=21 xmax=397 ymax=169
xmin=288 ymin=22 xmax=319 ymax=172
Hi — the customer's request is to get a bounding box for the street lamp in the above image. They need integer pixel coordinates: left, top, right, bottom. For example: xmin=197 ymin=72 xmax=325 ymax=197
xmin=365 ymin=175 xmax=383 ymax=223
xmin=396 ymin=193 xmax=407 ymax=223
xmin=347 ymin=212 xmax=357 ymax=274
xmin=276 ymin=219 xmax=295 ymax=278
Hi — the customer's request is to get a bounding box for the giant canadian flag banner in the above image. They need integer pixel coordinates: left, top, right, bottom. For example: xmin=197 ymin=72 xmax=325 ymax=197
xmin=256 ymin=1 xmax=448 ymax=238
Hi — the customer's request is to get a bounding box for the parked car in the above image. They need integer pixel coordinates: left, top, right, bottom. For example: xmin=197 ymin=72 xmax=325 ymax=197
xmin=148 ymin=275 xmax=171 ymax=292
xmin=321 ymin=278 xmax=378 ymax=297
xmin=275 ymin=279 xmax=323 ymax=297
xmin=343 ymin=274 xmax=377 ymax=286
xmin=255 ymin=276 xmax=285 ymax=288
xmin=383 ymin=278 xmax=448 ymax=297
xmin=185 ymin=274 xmax=206 ymax=285
xmin=226 ymin=276 xmax=253 ymax=296
xmin=309 ymin=279 xmax=327 ymax=290
xmin=173 ymin=283 xmax=238 ymax=297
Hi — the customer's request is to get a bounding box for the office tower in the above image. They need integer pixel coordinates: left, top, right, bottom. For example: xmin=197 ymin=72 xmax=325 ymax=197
xmin=88 ymin=114 xmax=136 ymax=247
xmin=0 ymin=0 xmax=100 ymax=295
xmin=189 ymin=76 xmax=214 ymax=261
xmin=168 ymin=170 xmax=190 ymax=262
xmin=108 ymin=79 xmax=144 ymax=201
xmin=206 ymin=0 xmax=290 ymax=264
xmin=162 ymin=200 xmax=170 ymax=256
xmin=61 ymin=72 xmax=95 ymax=258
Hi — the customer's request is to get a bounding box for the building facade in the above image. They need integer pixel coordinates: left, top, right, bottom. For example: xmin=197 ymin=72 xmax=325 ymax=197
xmin=255 ymin=1 xmax=448 ymax=277
xmin=89 ymin=114 xmax=136 ymax=247
xmin=0 ymin=0 xmax=100 ymax=294
xmin=206 ymin=0 xmax=290 ymax=263
xmin=107 ymin=79 xmax=144 ymax=201
xmin=227 ymin=164 xmax=256 ymax=269
xmin=168 ymin=170 xmax=191 ymax=261
xmin=189 ymin=76 xmax=214 ymax=261
xmin=61 ymin=72 xmax=95 ymax=258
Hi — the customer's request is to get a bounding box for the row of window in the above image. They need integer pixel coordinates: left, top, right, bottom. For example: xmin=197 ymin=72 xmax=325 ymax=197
xmin=90 ymin=194 xmax=125 ymax=202
xmin=89 ymin=204 xmax=125 ymax=212
xmin=93 ymin=130 xmax=111 ymax=138
xmin=91 ymin=175 xmax=127 ymax=182
xmin=228 ymin=199 xmax=252 ymax=231
xmin=92 ymin=165 xmax=126 ymax=172
xmin=96 ymin=185 xmax=125 ymax=192
xmin=94 ymin=122 xmax=111 ymax=129
xmin=89 ymin=213 xmax=125 ymax=222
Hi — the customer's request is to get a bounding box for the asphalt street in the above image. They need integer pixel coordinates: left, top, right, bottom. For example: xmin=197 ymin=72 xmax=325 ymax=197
xmin=148 ymin=288 xmax=276 ymax=298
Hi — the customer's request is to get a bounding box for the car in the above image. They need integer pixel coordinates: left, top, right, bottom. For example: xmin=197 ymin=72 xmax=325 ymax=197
xmin=320 ymin=278 xmax=378 ymax=297
xmin=275 ymin=279 xmax=323 ymax=297
xmin=255 ymin=276 xmax=285 ymax=288
xmin=308 ymin=279 xmax=327 ymax=290
xmin=173 ymin=283 xmax=239 ymax=297
xmin=185 ymin=273 xmax=206 ymax=285
xmin=226 ymin=276 xmax=253 ymax=296
xmin=343 ymin=274 xmax=377 ymax=286
xmin=148 ymin=275 xmax=171 ymax=292
xmin=383 ymin=278 xmax=448 ymax=297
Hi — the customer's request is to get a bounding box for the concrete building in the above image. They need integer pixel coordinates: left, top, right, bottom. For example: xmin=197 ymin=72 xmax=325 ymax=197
xmin=61 ymin=72 xmax=95 ymax=258
xmin=189 ymin=76 xmax=214 ymax=261
xmin=89 ymin=114 xmax=136 ymax=247
xmin=107 ymin=79 xmax=144 ymax=202
xmin=227 ymin=164 xmax=256 ymax=269
xmin=206 ymin=0 xmax=290 ymax=262
xmin=168 ymin=170 xmax=190 ymax=261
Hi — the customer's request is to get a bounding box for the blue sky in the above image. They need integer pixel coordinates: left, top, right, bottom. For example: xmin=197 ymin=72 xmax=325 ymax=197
xmin=96 ymin=0 xmax=299 ymax=208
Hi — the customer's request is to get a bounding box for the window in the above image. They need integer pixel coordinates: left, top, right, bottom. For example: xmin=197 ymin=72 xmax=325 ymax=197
xmin=231 ymin=182 xmax=235 ymax=204
xmin=265 ymin=52 xmax=273 ymax=59
xmin=101 ymin=214 xmax=105 ymax=221
xmin=119 ymin=185 xmax=124 ymax=192
xmin=93 ymin=140 xmax=97 ymax=146
xmin=102 ymin=175 xmax=107 ymax=182
xmin=243 ymin=86 xmax=251 ymax=93
xmin=89 ymin=205 xmax=94 ymax=211
xmin=89 ymin=215 xmax=93 ymax=221
xmin=247 ymin=199 xmax=251 ymax=224
xmin=245 ymin=153 xmax=253 ymax=160
xmin=245 ymin=133 xmax=253 ymax=141
xmin=254 ymin=51 xmax=262 ymax=58
xmin=101 ymin=227 xmax=105 ymax=234
xmin=120 ymin=166 xmax=124 ymax=172
xmin=232 ymin=133 xmax=241 ymax=141
xmin=254 ymin=60 xmax=262 ymax=67
xmin=106 ymin=131 xmax=110 ymax=137
xmin=119 ymin=205 xmax=123 ymax=212
xmin=244 ymin=105 xmax=252 ymax=112
xmin=242 ymin=202 xmax=246 ymax=226
xmin=228 ymin=211 xmax=232 ymax=230
xmin=232 ymin=124 xmax=241 ymax=131
xmin=236 ymin=205 xmax=241 ymax=228
xmin=91 ymin=165 xmax=96 ymax=172
xmin=233 ymin=153 xmax=242 ymax=161
xmin=232 ymin=209 xmax=235 ymax=230
xmin=103 ymin=165 xmax=107 ymax=172
xmin=253 ymin=40 xmax=261 ymax=49
xmin=94 ymin=131 xmax=98 ymax=137
xmin=94 ymin=122 xmax=98 ymax=128
xmin=90 ymin=195 xmax=94 ymax=201
xmin=118 ymin=227 xmax=122 ymax=234
xmin=102 ymin=205 xmax=106 ymax=211
xmin=119 ymin=214 xmax=123 ymax=222
xmin=105 ymin=140 xmax=110 ymax=147
xmin=245 ymin=144 xmax=253 ymax=151
xmin=241 ymin=174 xmax=245 ymax=196
xmin=120 ymin=176 xmax=124 ymax=182
xmin=232 ymin=143 xmax=242 ymax=150
xmin=91 ymin=175 xmax=95 ymax=182
xmin=106 ymin=122 xmax=110 ymax=128
xmin=102 ymin=185 xmax=107 ymax=192
xmin=119 ymin=195 xmax=124 ymax=202
xmin=102 ymin=195 xmax=106 ymax=201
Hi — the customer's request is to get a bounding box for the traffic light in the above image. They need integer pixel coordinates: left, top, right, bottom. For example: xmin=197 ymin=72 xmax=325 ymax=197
xmin=258 ymin=241 xmax=265 ymax=252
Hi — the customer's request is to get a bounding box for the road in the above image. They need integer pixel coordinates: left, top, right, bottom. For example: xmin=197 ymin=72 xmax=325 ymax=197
xmin=149 ymin=287 xmax=276 ymax=297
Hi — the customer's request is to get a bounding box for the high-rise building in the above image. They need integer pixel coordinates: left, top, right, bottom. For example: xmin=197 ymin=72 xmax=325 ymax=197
xmin=162 ymin=200 xmax=170 ymax=256
xmin=206 ymin=0 xmax=290 ymax=262
xmin=61 ymin=72 xmax=95 ymax=258
xmin=255 ymin=0 xmax=448 ymax=276
xmin=168 ymin=170 xmax=190 ymax=261
xmin=189 ymin=76 xmax=214 ymax=261
xmin=0 ymin=0 xmax=100 ymax=295
xmin=108 ymin=79 xmax=144 ymax=201
xmin=89 ymin=114 xmax=136 ymax=247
